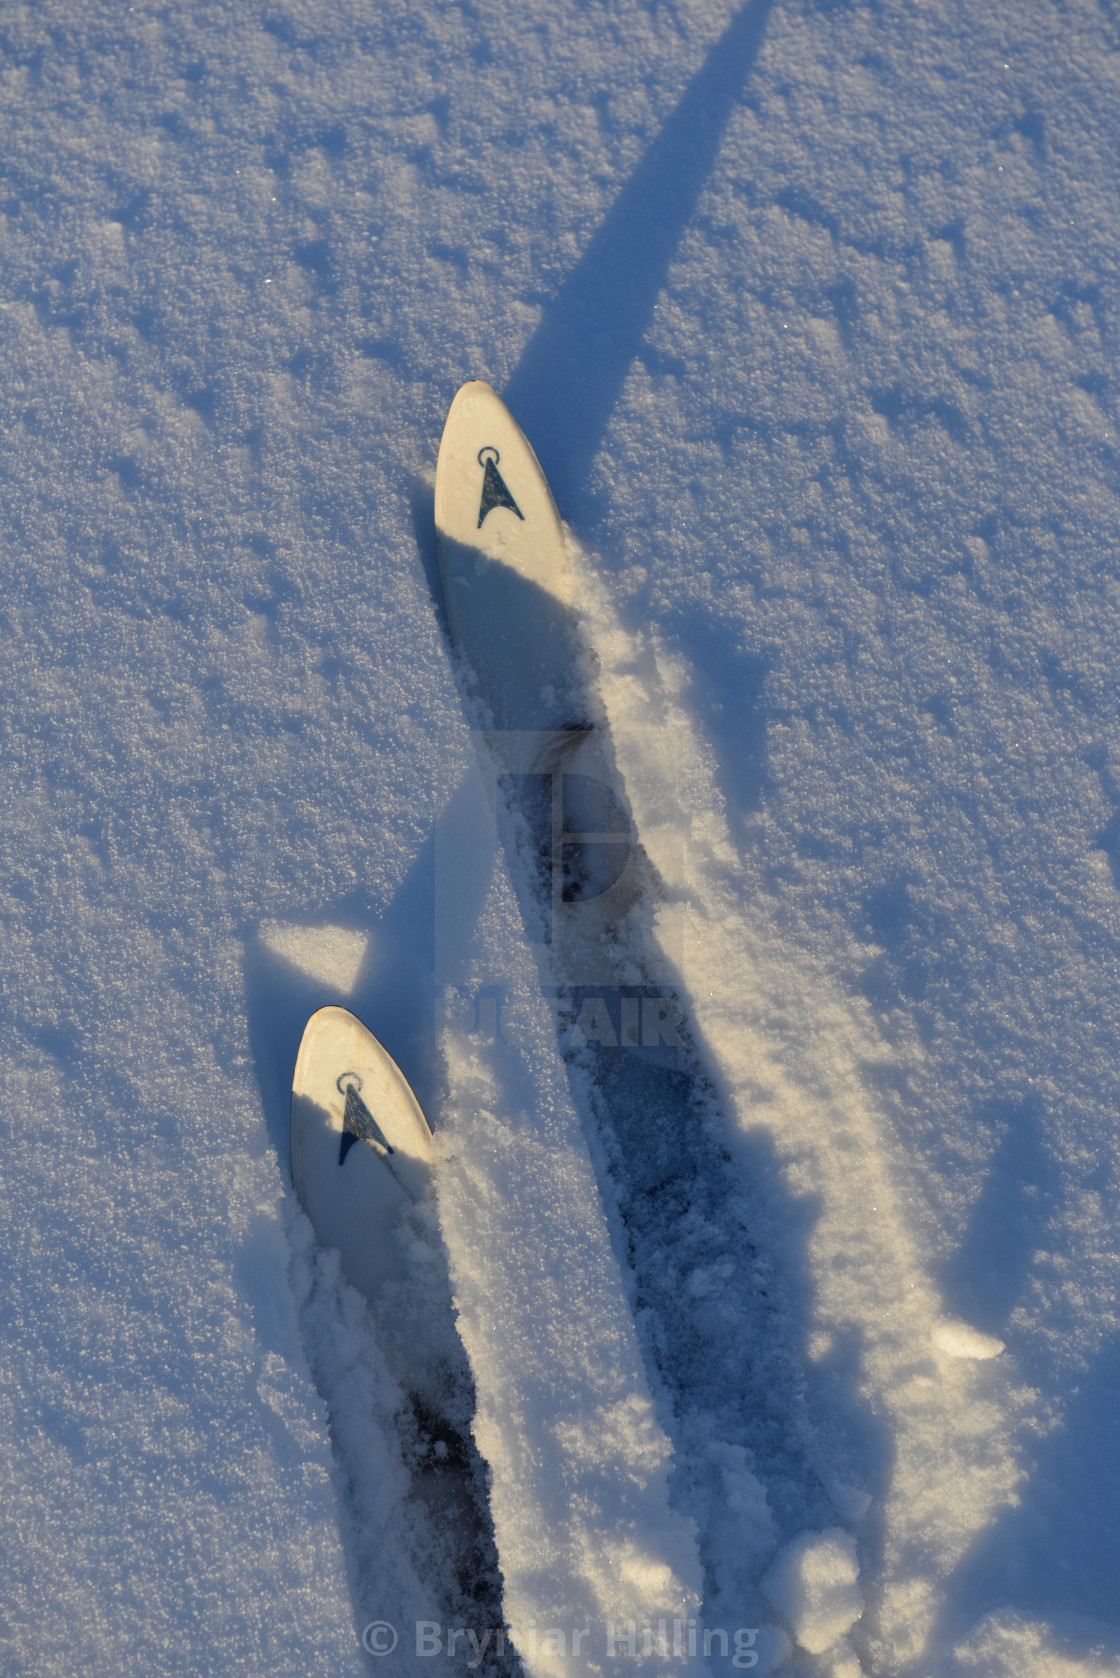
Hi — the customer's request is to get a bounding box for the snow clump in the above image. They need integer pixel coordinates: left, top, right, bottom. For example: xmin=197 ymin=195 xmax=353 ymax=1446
xmin=760 ymin=1529 xmax=863 ymax=1656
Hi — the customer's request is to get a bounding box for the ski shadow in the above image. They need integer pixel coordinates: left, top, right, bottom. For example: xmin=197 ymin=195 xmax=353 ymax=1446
xmin=503 ymin=0 xmax=774 ymax=512
xmin=500 ymin=0 xmax=777 ymax=859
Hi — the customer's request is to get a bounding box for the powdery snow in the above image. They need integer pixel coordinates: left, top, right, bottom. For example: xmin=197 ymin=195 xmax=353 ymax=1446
xmin=0 ymin=0 xmax=1118 ymax=1675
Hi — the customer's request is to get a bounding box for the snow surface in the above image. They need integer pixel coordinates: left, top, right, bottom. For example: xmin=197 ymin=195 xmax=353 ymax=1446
xmin=760 ymin=1530 xmax=862 ymax=1657
xmin=1 ymin=0 xmax=1120 ymax=1674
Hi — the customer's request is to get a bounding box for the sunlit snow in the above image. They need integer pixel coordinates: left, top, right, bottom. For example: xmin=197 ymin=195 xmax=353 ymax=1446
xmin=0 ymin=1 xmax=1118 ymax=1675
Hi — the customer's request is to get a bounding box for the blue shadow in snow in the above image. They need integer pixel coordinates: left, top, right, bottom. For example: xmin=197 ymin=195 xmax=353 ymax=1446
xmin=503 ymin=0 xmax=774 ymax=508
xmin=936 ymin=1336 xmax=1120 ymax=1655
xmin=930 ymin=1096 xmax=1119 ymax=1657
xmin=940 ymin=1097 xmax=1056 ymax=1339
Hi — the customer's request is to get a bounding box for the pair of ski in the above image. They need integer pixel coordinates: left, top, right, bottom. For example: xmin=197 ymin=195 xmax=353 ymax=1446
xmin=291 ymin=378 xmax=586 ymax=1315
xmin=293 ymin=383 xmax=706 ymax=1663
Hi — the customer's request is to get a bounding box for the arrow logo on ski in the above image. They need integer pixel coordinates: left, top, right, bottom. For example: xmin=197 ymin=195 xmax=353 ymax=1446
xmin=337 ymin=1077 xmax=394 ymax=1166
xmin=477 ymin=446 xmax=523 ymax=528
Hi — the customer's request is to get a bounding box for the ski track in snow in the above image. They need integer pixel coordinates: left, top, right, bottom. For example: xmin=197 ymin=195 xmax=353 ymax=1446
xmin=580 ymin=553 xmax=1032 ymax=1667
xmin=1 ymin=0 xmax=1120 ymax=1673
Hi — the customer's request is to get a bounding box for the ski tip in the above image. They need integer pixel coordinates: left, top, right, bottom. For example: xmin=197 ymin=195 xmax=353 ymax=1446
xmin=439 ymin=379 xmax=509 ymax=441
xmin=435 ymin=378 xmax=568 ymax=610
xmin=290 ymin=1004 xmax=432 ymax=1166
xmin=441 ymin=380 xmax=502 ymax=442
xmin=289 ymin=1006 xmax=434 ymax=1299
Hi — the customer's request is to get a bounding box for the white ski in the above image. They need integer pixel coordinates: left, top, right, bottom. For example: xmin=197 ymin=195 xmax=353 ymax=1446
xmin=436 ymin=381 xmax=647 ymax=970
xmin=290 ymin=1005 xmax=432 ymax=1301
xmin=435 ymin=379 xmax=588 ymax=735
